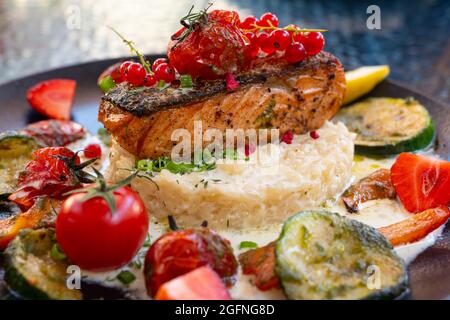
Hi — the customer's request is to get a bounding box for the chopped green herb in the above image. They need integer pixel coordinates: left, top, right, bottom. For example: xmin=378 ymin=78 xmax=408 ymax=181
xmin=99 ymin=75 xmax=116 ymax=93
xmin=157 ymin=80 xmax=167 ymax=89
xmin=255 ymin=99 xmax=276 ymax=128
xmin=180 ymin=74 xmax=193 ymax=88
xmin=136 ymin=156 xmax=216 ymax=175
xmin=50 ymin=243 xmax=67 ymax=261
xmin=117 ymin=270 xmax=136 ymax=285
xmin=97 ymin=127 xmax=111 ymax=147
xmin=239 ymin=241 xmax=258 ymax=249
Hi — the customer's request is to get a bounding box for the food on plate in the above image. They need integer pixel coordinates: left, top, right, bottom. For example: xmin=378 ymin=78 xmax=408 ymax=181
xmin=342 ymin=169 xmax=396 ymax=213
xmin=110 ymin=121 xmax=354 ymax=229
xmin=275 ymin=211 xmax=407 ymax=300
xmin=334 ymin=97 xmax=435 ymax=155
xmin=26 ymin=79 xmax=77 ymax=120
xmin=4 ymin=228 xmax=82 ymax=300
xmin=144 ymin=227 xmax=237 ymax=296
xmin=0 ymin=197 xmax=60 ymax=250
xmin=379 ymin=206 xmax=450 ymax=246
xmin=1 ymin=4 xmax=449 ymax=301
xmin=155 ymin=266 xmax=231 ymax=300
xmin=239 ymin=242 xmax=279 ymax=291
xmin=56 ymin=172 xmax=149 ymax=271
xmin=8 ymin=147 xmax=95 ymax=211
xmin=21 ymin=120 xmax=86 ymax=147
xmin=343 ymin=65 xmax=390 ymax=105
xmin=0 ymin=131 xmax=41 ymax=195
xmin=391 ymin=153 xmax=450 ymax=213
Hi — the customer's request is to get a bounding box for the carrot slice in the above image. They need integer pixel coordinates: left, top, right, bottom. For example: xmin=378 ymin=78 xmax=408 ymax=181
xmin=378 ymin=206 xmax=450 ymax=246
xmin=155 ymin=266 xmax=231 ymax=300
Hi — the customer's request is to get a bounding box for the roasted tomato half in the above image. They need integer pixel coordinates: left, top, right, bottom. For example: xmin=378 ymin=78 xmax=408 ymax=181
xmin=168 ymin=10 xmax=250 ymax=80
xmin=144 ymin=227 xmax=238 ymax=296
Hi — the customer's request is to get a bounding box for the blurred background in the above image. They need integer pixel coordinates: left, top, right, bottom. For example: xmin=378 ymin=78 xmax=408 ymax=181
xmin=0 ymin=0 xmax=449 ymax=102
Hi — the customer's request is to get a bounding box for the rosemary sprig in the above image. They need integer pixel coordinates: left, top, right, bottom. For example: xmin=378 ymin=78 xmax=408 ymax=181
xmin=171 ymin=3 xmax=213 ymax=47
xmin=109 ymin=26 xmax=152 ymax=73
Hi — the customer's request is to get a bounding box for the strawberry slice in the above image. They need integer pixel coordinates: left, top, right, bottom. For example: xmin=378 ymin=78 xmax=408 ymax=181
xmin=27 ymin=79 xmax=77 ymax=120
xmin=155 ymin=266 xmax=231 ymax=300
xmin=391 ymin=153 xmax=450 ymax=213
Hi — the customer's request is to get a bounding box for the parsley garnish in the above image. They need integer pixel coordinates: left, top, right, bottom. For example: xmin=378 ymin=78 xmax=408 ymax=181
xmin=239 ymin=241 xmax=258 ymax=249
xmin=117 ymin=270 xmax=136 ymax=285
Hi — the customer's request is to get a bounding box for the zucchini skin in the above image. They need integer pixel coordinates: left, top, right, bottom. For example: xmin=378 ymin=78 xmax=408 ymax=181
xmin=355 ymin=120 xmax=435 ymax=156
xmin=275 ymin=211 xmax=408 ymax=300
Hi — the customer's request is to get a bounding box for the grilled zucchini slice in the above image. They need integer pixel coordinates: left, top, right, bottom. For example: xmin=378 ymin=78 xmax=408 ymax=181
xmin=0 ymin=132 xmax=40 ymax=195
xmin=333 ymin=97 xmax=435 ymax=156
xmin=4 ymin=228 xmax=81 ymax=300
xmin=276 ymin=211 xmax=407 ymax=300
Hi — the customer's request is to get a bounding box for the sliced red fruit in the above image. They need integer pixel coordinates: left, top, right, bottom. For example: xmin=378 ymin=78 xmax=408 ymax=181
xmin=391 ymin=153 xmax=450 ymax=213
xmin=27 ymin=79 xmax=77 ymax=120
xmin=155 ymin=266 xmax=231 ymax=300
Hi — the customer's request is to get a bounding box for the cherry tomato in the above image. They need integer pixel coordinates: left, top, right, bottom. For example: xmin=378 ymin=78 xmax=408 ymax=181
xmin=144 ymin=228 xmax=238 ymax=296
xmin=21 ymin=119 xmax=86 ymax=147
xmin=56 ymin=186 xmax=149 ymax=271
xmin=8 ymin=147 xmax=82 ymax=210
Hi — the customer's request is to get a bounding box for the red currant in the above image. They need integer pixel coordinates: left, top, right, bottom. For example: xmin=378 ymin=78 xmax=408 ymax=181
xmin=286 ymin=24 xmax=300 ymax=36
xmin=310 ymin=130 xmax=320 ymax=139
xmin=258 ymin=12 xmax=279 ymax=27
xmin=239 ymin=16 xmax=258 ymax=30
xmin=245 ymin=32 xmax=259 ymax=58
xmin=143 ymin=74 xmax=157 ymax=87
xmin=152 ymin=58 xmax=168 ymax=72
xmin=269 ymin=29 xmax=291 ymax=51
xmin=154 ymin=63 xmax=176 ymax=83
xmin=281 ymin=131 xmax=294 ymax=144
xmin=245 ymin=143 xmax=256 ymax=157
xmin=301 ymin=32 xmax=325 ymax=55
xmin=119 ymin=61 xmax=132 ymax=81
xmin=84 ymin=143 xmax=102 ymax=159
xmin=256 ymin=32 xmax=275 ymax=56
xmin=126 ymin=62 xmax=146 ymax=86
xmin=284 ymin=42 xmax=307 ymax=63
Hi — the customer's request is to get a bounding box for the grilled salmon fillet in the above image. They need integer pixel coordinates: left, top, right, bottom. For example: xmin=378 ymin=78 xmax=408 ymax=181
xmin=99 ymin=51 xmax=346 ymax=159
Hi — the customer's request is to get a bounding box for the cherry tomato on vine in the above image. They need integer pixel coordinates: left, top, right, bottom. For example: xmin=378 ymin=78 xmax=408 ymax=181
xmin=56 ymin=185 xmax=149 ymax=271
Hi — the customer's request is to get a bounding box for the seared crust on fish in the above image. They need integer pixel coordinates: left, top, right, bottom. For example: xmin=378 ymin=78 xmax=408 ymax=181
xmin=99 ymin=51 xmax=346 ymax=159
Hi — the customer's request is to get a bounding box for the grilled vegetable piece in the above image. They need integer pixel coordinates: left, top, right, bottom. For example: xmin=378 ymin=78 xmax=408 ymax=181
xmin=99 ymin=52 xmax=345 ymax=159
xmin=238 ymin=242 xmax=280 ymax=291
xmin=379 ymin=206 xmax=450 ymax=246
xmin=276 ymin=211 xmax=407 ymax=300
xmin=391 ymin=153 xmax=450 ymax=213
xmin=155 ymin=266 xmax=231 ymax=300
xmin=4 ymin=228 xmax=82 ymax=299
xmin=0 ymin=132 xmax=41 ymax=195
xmin=21 ymin=120 xmax=86 ymax=147
xmin=342 ymin=169 xmax=396 ymax=213
xmin=0 ymin=197 xmax=60 ymax=250
xmin=334 ymin=97 xmax=435 ymax=155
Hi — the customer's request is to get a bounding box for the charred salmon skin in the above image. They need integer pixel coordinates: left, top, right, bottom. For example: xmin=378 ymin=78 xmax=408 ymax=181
xmin=99 ymin=52 xmax=346 ymax=159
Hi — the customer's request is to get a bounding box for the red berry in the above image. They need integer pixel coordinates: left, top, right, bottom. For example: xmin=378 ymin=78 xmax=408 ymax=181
xmin=281 ymin=131 xmax=294 ymax=144
xmin=310 ymin=130 xmax=320 ymax=139
xmin=286 ymin=24 xmax=300 ymax=36
xmin=245 ymin=32 xmax=259 ymax=58
xmin=284 ymin=42 xmax=307 ymax=63
xmin=301 ymin=32 xmax=325 ymax=55
xmin=269 ymin=29 xmax=291 ymax=51
xmin=152 ymin=58 xmax=168 ymax=72
xmin=256 ymin=32 xmax=275 ymax=56
xmin=245 ymin=143 xmax=256 ymax=157
xmin=84 ymin=143 xmax=102 ymax=159
xmin=126 ymin=63 xmax=146 ymax=86
xmin=258 ymin=12 xmax=279 ymax=27
xmin=119 ymin=61 xmax=132 ymax=81
xmin=154 ymin=63 xmax=176 ymax=83
xmin=239 ymin=16 xmax=258 ymax=29
xmin=143 ymin=74 xmax=157 ymax=87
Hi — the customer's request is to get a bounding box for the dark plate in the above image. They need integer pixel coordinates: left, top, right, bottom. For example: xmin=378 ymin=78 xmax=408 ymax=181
xmin=0 ymin=56 xmax=449 ymax=300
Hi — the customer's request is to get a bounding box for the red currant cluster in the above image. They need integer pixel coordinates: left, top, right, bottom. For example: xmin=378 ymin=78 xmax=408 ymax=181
xmin=119 ymin=58 xmax=176 ymax=87
xmin=238 ymin=12 xmax=325 ymax=63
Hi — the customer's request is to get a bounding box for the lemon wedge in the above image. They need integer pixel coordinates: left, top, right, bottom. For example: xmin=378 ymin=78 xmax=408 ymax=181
xmin=343 ymin=65 xmax=390 ymax=105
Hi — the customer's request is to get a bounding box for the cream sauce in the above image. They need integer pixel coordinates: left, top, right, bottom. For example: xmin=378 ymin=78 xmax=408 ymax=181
xmin=72 ymin=134 xmax=446 ymax=300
